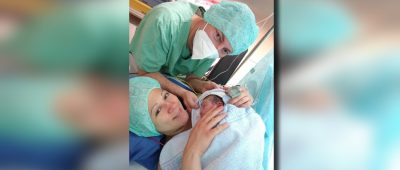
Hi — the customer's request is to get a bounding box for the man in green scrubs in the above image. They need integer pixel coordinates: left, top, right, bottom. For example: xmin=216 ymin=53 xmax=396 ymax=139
xmin=130 ymin=1 xmax=259 ymax=112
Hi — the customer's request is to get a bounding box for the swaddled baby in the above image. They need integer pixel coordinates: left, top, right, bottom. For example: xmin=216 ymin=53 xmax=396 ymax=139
xmin=200 ymin=94 xmax=224 ymax=116
xmin=159 ymin=89 xmax=265 ymax=170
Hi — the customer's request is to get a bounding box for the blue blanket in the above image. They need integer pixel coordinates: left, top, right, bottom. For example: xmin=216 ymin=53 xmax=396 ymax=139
xmin=159 ymin=89 xmax=265 ymax=170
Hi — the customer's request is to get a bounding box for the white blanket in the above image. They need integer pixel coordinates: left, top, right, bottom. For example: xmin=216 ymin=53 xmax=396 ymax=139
xmin=159 ymin=89 xmax=265 ymax=170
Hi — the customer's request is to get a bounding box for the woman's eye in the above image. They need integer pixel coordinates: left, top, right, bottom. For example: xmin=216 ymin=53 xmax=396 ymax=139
xmin=156 ymin=108 xmax=161 ymax=116
xmin=164 ymin=92 xmax=169 ymax=100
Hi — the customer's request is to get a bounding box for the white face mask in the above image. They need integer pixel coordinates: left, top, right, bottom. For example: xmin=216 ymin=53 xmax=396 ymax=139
xmin=191 ymin=23 xmax=219 ymax=60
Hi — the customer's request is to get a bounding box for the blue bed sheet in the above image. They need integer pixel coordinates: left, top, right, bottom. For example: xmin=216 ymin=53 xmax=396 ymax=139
xmin=239 ymin=50 xmax=274 ymax=170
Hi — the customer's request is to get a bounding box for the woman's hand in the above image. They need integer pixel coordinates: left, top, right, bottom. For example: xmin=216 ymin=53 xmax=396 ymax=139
xmin=181 ymin=90 xmax=199 ymax=113
xmin=182 ymin=106 xmax=229 ymax=170
xmin=186 ymin=106 xmax=228 ymax=155
xmin=225 ymin=86 xmax=254 ymax=108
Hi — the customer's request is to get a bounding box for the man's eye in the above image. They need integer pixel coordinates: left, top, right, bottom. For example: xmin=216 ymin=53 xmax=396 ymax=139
xmin=164 ymin=92 xmax=169 ymax=100
xmin=223 ymin=48 xmax=229 ymax=55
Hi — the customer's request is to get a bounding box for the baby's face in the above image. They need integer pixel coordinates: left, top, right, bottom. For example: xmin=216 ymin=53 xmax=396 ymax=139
xmin=200 ymin=95 xmax=224 ymax=117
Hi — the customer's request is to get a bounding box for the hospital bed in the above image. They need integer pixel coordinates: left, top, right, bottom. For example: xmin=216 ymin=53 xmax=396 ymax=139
xmin=166 ymin=49 xmax=274 ymax=170
xmin=166 ymin=26 xmax=274 ymax=169
xmin=205 ymin=26 xmax=274 ymax=170
xmin=129 ymin=1 xmax=274 ymax=167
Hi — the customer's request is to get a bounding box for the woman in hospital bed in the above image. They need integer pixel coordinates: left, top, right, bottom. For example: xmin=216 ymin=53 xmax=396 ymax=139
xmin=130 ymin=76 xmax=265 ymax=170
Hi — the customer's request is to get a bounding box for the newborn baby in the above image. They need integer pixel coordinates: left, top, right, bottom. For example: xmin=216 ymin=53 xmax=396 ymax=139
xmin=160 ymin=89 xmax=265 ymax=170
xmin=200 ymin=95 xmax=224 ymax=117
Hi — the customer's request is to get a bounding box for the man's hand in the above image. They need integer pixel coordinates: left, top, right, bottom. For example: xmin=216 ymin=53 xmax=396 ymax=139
xmin=137 ymin=71 xmax=200 ymax=112
xmin=187 ymin=76 xmax=222 ymax=93
xmin=181 ymin=90 xmax=199 ymax=113
xmin=200 ymin=80 xmax=222 ymax=93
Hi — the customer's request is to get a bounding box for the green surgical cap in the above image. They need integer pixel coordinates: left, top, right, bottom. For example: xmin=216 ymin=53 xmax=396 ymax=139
xmin=129 ymin=76 xmax=161 ymax=137
xmin=204 ymin=1 xmax=259 ymax=55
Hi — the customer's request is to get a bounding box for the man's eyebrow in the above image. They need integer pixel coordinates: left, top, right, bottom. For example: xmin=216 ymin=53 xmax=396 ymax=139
xmin=220 ymin=31 xmax=225 ymax=39
xmin=218 ymin=30 xmax=225 ymax=40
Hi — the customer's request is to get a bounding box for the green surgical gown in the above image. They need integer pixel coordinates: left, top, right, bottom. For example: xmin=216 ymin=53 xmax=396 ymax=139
xmin=130 ymin=1 xmax=215 ymax=77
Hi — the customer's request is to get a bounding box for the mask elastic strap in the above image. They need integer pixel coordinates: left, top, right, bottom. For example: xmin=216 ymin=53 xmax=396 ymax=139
xmin=203 ymin=23 xmax=209 ymax=31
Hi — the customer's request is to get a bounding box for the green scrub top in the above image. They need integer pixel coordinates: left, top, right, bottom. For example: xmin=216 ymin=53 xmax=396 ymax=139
xmin=130 ymin=1 xmax=215 ymax=77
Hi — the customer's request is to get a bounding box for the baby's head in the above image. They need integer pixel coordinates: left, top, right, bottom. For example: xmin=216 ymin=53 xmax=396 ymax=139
xmin=200 ymin=95 xmax=224 ymax=117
